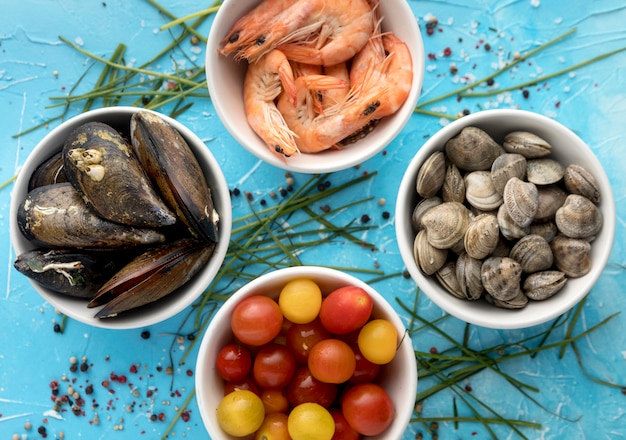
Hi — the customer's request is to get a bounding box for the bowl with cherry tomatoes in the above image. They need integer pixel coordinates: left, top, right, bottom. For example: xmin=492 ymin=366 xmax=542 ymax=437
xmin=195 ymin=266 xmax=417 ymax=439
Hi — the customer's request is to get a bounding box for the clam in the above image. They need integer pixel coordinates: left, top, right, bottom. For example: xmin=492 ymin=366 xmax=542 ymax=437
xmin=435 ymin=261 xmax=465 ymax=300
xmin=444 ymin=126 xmax=503 ymax=171
xmin=456 ymin=252 xmax=483 ymax=300
xmin=464 ymin=213 xmax=499 ymax=260
xmin=509 ymin=234 xmax=553 ymax=273
xmin=526 ymin=158 xmax=564 ymax=185
xmin=502 ymin=177 xmax=538 ymax=228
xmin=555 ymin=194 xmax=602 ymax=240
xmin=481 ymin=257 xmax=523 ymax=302
xmin=421 ymin=201 xmax=470 ymax=249
xmin=490 ymin=153 xmax=527 ymax=195
xmin=28 ymin=152 xmax=68 ymax=191
xmin=416 ymin=151 xmax=446 ymax=198
xmin=529 ymin=221 xmax=558 ymax=243
xmin=564 ymin=164 xmax=600 ymax=204
xmin=497 ymin=201 xmax=529 ymax=240
xmin=17 ymin=183 xmax=167 ymax=249
xmin=413 ymin=229 xmax=448 ymax=275
xmin=503 ymin=131 xmax=551 ymax=158
xmin=13 ymin=249 xmax=128 ymax=298
xmin=488 ymin=289 xmax=529 ymax=309
xmin=523 ymin=270 xmax=567 ymax=301
xmin=88 ymin=238 xmax=216 ymax=318
xmin=535 ymin=185 xmax=567 ymax=221
xmin=442 ymin=163 xmax=465 ymax=203
xmin=464 ymin=171 xmax=503 ymax=211
xmin=63 ymin=121 xmax=177 ymax=228
xmin=411 ymin=197 xmax=442 ymax=232
xmin=131 ymin=111 xmax=220 ymax=243
xmin=550 ymin=235 xmax=592 ymax=278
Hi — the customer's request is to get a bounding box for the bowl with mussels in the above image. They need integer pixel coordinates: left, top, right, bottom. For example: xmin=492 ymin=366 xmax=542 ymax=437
xmin=10 ymin=107 xmax=232 ymax=329
xmin=396 ymin=109 xmax=615 ymax=329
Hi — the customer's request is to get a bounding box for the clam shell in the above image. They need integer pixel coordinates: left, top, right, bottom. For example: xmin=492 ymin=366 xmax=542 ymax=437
xmin=413 ymin=229 xmax=448 ymax=275
xmin=497 ymin=203 xmax=529 ymax=240
xmin=488 ymin=289 xmax=529 ymax=309
xmin=550 ymin=235 xmax=592 ymax=278
xmin=131 ymin=111 xmax=220 ymax=243
xmin=555 ymin=194 xmax=602 ymax=240
xmin=509 ymin=234 xmax=553 ymax=273
xmin=502 ymin=177 xmax=538 ymax=228
xmin=442 ymin=163 xmax=466 ymax=203
xmin=503 ymin=131 xmax=551 ymax=158
xmin=523 ymin=270 xmax=567 ymax=301
xmin=411 ymin=197 xmax=442 ymax=232
xmin=490 ymin=153 xmax=527 ymax=195
xmin=456 ymin=252 xmax=483 ymax=300
xmin=529 ymin=221 xmax=558 ymax=243
xmin=63 ymin=121 xmax=176 ymax=228
xmin=421 ymin=201 xmax=470 ymax=249
xmin=535 ymin=185 xmax=567 ymax=221
xmin=464 ymin=213 xmax=499 ymax=260
xmin=17 ymin=183 xmax=166 ymax=249
xmin=464 ymin=171 xmax=503 ymax=211
xmin=526 ymin=158 xmax=564 ymax=185
xmin=564 ymin=164 xmax=600 ymax=204
xmin=481 ymin=256 xmax=523 ymax=301
xmin=416 ymin=151 xmax=446 ymax=198
xmin=444 ymin=126 xmax=503 ymax=171
xmin=435 ymin=261 xmax=465 ymax=300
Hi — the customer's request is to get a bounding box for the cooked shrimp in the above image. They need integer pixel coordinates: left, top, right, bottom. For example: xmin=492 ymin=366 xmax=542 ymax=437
xmin=277 ymin=74 xmax=387 ymax=153
xmin=231 ymin=0 xmax=375 ymax=66
xmin=321 ymin=62 xmax=351 ymax=111
xmin=220 ymin=0 xmax=299 ymax=58
xmin=243 ymin=50 xmax=299 ymax=157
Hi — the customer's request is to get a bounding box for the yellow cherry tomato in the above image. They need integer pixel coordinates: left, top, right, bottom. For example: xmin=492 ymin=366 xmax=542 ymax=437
xmin=357 ymin=319 xmax=398 ymax=365
xmin=217 ymin=389 xmax=265 ymax=437
xmin=278 ymin=278 xmax=322 ymax=324
xmin=287 ymin=402 xmax=335 ymax=440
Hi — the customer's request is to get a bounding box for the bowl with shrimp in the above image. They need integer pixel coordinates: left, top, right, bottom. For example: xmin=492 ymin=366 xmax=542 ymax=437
xmin=206 ymin=0 xmax=425 ymax=174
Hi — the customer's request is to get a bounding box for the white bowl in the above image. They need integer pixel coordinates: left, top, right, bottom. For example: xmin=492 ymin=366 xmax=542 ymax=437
xmin=206 ymin=0 xmax=425 ymax=173
xmin=9 ymin=107 xmax=232 ymax=330
xmin=396 ymin=109 xmax=616 ymax=329
xmin=195 ymin=266 xmax=417 ymax=439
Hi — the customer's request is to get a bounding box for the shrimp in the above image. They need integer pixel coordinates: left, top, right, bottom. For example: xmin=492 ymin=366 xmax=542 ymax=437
xmin=229 ymin=0 xmax=375 ymax=66
xmin=320 ymin=62 xmax=351 ymax=111
xmin=243 ymin=50 xmax=299 ymax=157
xmin=220 ymin=0 xmax=299 ymax=58
xmin=277 ymin=74 xmax=388 ymax=153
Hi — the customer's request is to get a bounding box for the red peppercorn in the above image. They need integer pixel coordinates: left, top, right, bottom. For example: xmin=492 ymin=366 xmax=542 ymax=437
xmin=443 ymin=47 xmax=452 ymax=57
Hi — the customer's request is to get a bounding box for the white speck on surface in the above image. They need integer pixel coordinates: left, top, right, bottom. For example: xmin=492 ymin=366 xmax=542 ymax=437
xmin=426 ymin=64 xmax=437 ymax=72
xmin=531 ymin=0 xmax=540 ymax=7
xmin=190 ymin=46 xmax=202 ymax=55
xmin=43 ymin=410 xmax=64 ymax=420
xmin=621 ymin=351 xmax=626 ymax=360
xmin=74 ymin=36 xmax=84 ymax=46
xmin=555 ymin=17 xmax=563 ymax=24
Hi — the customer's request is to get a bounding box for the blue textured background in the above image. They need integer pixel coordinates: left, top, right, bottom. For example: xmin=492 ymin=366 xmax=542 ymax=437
xmin=2 ymin=1 xmax=625 ymax=439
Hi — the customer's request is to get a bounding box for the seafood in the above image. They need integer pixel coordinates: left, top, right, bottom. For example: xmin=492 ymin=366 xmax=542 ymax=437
xmin=413 ymin=229 xmax=448 ymax=276
xmin=523 ymin=271 xmax=567 ymax=301
xmin=411 ymin=196 xmax=442 ymax=232
xmin=502 ymin=131 xmax=552 ymax=158
xmin=464 ymin=171 xmax=503 ymax=211
xmin=502 ymin=177 xmax=538 ymax=228
xmin=526 ymin=158 xmax=564 ymax=185
xmin=464 ymin=214 xmax=499 ymax=260
xmin=535 ymin=185 xmax=567 ymax=221
xmin=564 ymin=164 xmax=600 ymax=204
xmin=435 ymin=262 xmax=465 ymax=300
xmin=481 ymin=257 xmax=523 ymax=302
xmin=490 ymin=153 xmax=526 ymax=195
xmin=17 ymin=183 xmax=167 ymax=249
xmin=444 ymin=127 xmax=503 ymax=171
xmin=28 ymin=151 xmax=68 ymax=191
xmin=130 ymin=111 xmax=220 ymax=243
xmin=420 ymin=202 xmax=470 ymax=250
xmin=554 ymin=194 xmax=602 ymax=240
xmin=455 ymin=252 xmax=483 ymax=300
xmin=442 ymin=163 xmax=465 ymax=204
xmin=415 ymin=151 xmax=445 ymax=198
xmin=242 ymin=49 xmax=300 ymax=157
xmin=509 ymin=234 xmax=553 ymax=273
xmin=551 ymin=235 xmax=592 ymax=278
xmin=63 ymin=122 xmax=176 ymax=228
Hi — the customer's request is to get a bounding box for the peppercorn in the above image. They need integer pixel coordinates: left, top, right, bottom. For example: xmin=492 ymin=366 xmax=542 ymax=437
xmin=140 ymin=330 xmax=151 ymax=339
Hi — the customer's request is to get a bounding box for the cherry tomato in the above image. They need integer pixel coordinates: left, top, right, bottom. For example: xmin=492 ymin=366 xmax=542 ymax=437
xmin=286 ymin=318 xmax=331 ymax=364
xmin=308 ymin=339 xmax=356 ymax=384
xmin=287 ymin=366 xmax=338 ymax=408
xmin=217 ymin=389 xmax=265 ymax=437
xmin=253 ymin=343 xmax=296 ymax=389
xmin=319 ymin=286 xmax=373 ymax=335
xmin=260 ymin=388 xmax=290 ymax=414
xmin=349 ymin=344 xmax=380 ymax=384
xmin=279 ymin=278 xmax=323 ymax=324
xmin=341 ymin=383 xmax=394 ymax=436
xmin=357 ymin=319 xmax=398 ymax=365
xmin=254 ymin=412 xmax=290 ymax=440
xmin=329 ymin=408 xmax=360 ymax=440
xmin=288 ymin=402 xmax=335 ymax=440
xmin=216 ymin=343 xmax=252 ymax=382
xmin=223 ymin=376 xmax=259 ymax=396
xmin=231 ymin=295 xmax=283 ymax=346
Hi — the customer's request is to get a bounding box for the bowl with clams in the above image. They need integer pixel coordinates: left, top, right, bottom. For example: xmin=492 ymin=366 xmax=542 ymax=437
xmin=396 ymin=109 xmax=615 ymax=329
xmin=206 ymin=0 xmax=425 ymax=173
xmin=10 ymin=107 xmax=232 ymax=329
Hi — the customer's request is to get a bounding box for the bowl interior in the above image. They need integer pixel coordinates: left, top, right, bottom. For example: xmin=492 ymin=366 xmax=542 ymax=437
xmin=396 ymin=109 xmax=616 ymax=329
xmin=195 ymin=266 xmax=417 ymax=439
xmin=9 ymin=106 xmax=232 ymax=330
xmin=206 ymin=0 xmax=425 ymax=173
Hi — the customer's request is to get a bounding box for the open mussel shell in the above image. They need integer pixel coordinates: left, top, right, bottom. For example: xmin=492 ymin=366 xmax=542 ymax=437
xmin=63 ymin=121 xmax=177 ymax=228
xmin=130 ymin=111 xmax=220 ymax=243
xmin=13 ymin=249 xmax=130 ymax=298
xmin=89 ymin=238 xmax=216 ymax=318
xmin=17 ymin=182 xmax=167 ymax=249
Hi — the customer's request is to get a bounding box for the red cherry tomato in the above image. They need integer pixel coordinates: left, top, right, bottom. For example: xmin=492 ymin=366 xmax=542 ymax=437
xmin=349 ymin=344 xmax=380 ymax=384
xmin=215 ymin=343 xmax=252 ymax=382
xmin=253 ymin=343 xmax=296 ymax=389
xmin=285 ymin=318 xmax=331 ymax=364
xmin=329 ymin=408 xmax=360 ymax=440
xmin=319 ymin=286 xmax=373 ymax=335
xmin=231 ymin=295 xmax=283 ymax=346
xmin=308 ymin=339 xmax=356 ymax=384
xmin=341 ymin=383 xmax=394 ymax=436
xmin=287 ymin=366 xmax=338 ymax=408
xmin=223 ymin=376 xmax=259 ymax=396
